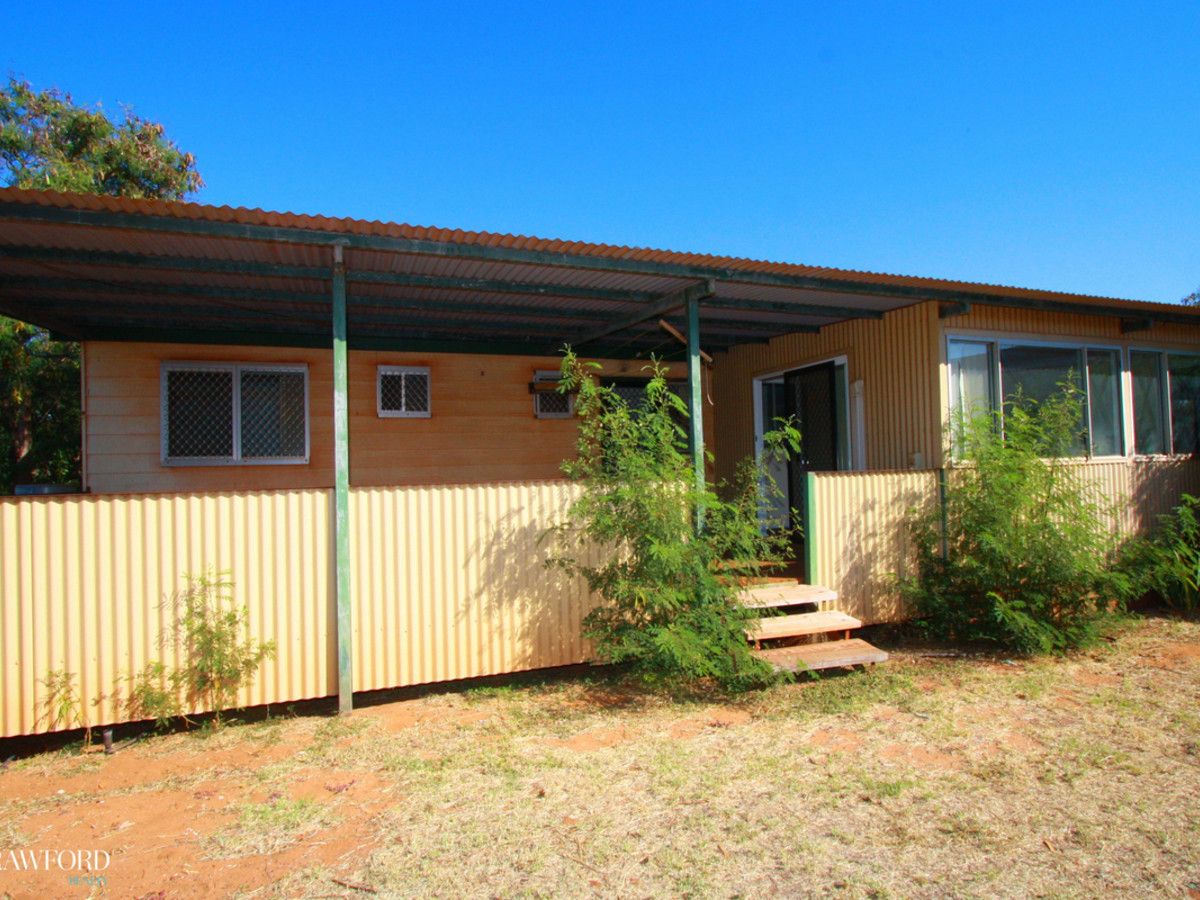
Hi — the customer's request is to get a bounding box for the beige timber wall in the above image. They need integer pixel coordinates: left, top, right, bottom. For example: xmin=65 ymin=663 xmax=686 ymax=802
xmin=82 ymin=341 xmax=707 ymax=495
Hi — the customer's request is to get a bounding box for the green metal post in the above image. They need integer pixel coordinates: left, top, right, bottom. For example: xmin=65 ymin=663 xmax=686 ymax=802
xmin=938 ymin=467 xmax=949 ymax=559
xmin=804 ymin=471 xmax=818 ymax=583
xmin=331 ymin=242 xmax=353 ymax=714
xmin=686 ymin=296 xmax=705 ymax=531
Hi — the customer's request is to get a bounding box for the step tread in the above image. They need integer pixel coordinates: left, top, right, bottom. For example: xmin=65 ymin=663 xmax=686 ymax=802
xmin=738 ymin=582 xmax=838 ymax=609
xmin=753 ymin=638 xmax=888 ymax=672
xmin=745 ymin=610 xmax=862 ymax=641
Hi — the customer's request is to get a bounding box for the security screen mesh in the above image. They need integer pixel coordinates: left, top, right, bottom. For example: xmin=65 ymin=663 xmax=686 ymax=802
xmin=535 ymin=390 xmax=571 ymax=416
xmin=165 ymin=369 xmax=234 ymax=459
xmin=379 ymin=370 xmax=430 ymax=415
xmin=240 ymin=370 xmax=306 ymax=459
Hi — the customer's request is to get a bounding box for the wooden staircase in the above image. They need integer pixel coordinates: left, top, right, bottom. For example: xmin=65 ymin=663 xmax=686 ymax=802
xmin=740 ymin=580 xmax=888 ymax=673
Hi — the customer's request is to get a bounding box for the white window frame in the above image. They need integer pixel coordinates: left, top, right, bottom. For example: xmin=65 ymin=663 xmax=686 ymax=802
xmin=376 ymin=365 xmax=432 ymax=419
xmin=160 ymin=361 xmax=310 ymax=466
xmin=944 ymin=332 xmax=1128 ymax=459
xmin=1130 ymin=348 xmax=1200 ymax=457
xmin=533 ymin=369 xmax=574 ymax=419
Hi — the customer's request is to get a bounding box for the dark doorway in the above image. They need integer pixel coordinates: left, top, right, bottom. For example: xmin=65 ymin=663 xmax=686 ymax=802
xmin=783 ymin=361 xmax=843 ymax=579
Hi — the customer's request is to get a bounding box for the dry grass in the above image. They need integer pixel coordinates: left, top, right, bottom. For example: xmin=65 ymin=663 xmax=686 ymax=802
xmin=1 ymin=615 xmax=1198 ymax=898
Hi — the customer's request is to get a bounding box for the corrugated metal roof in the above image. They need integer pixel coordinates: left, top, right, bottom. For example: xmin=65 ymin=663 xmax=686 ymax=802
xmin=0 ymin=187 xmax=1195 ymax=357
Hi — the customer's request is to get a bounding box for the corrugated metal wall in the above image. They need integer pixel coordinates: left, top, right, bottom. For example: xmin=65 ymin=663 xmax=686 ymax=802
xmin=808 ymin=469 xmax=938 ymax=624
xmin=0 ymin=481 xmax=597 ymax=739
xmin=3 ymin=461 xmax=1198 ymax=738
xmin=809 ymin=458 xmax=1200 ymax=625
xmin=349 ymin=481 xmax=595 ymax=692
xmin=711 ymin=302 xmax=941 ymax=482
xmin=0 ymin=489 xmax=335 ymax=739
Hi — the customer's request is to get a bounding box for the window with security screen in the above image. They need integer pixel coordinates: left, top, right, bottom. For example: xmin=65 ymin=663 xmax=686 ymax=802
xmin=161 ymin=363 xmax=309 ymax=465
xmin=533 ymin=370 xmax=573 ymax=418
xmin=377 ymin=366 xmax=431 ymax=418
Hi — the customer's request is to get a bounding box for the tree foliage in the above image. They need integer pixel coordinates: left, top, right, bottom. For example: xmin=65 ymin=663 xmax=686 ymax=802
xmin=545 ymin=350 xmax=800 ymax=689
xmin=1 ymin=77 xmax=201 ymax=198
xmin=0 ymin=77 xmax=203 ymax=492
xmin=0 ymin=320 xmax=80 ymax=491
xmin=901 ymin=383 xmax=1132 ymax=653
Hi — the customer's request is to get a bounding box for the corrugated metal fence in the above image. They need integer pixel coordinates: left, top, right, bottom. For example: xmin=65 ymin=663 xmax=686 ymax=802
xmin=809 ymin=458 xmax=1200 ymax=624
xmin=3 ymin=462 xmax=1198 ymax=737
xmin=0 ymin=481 xmax=594 ymax=739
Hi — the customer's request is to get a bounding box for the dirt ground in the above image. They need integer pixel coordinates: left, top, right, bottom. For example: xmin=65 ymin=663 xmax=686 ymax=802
xmin=1 ymin=615 xmax=1198 ymax=899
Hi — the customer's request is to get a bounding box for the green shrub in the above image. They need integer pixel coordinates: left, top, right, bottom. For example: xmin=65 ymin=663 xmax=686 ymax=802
xmin=900 ymin=384 xmax=1131 ymax=653
xmin=170 ymin=571 xmax=276 ymax=726
xmin=1122 ymin=494 xmax=1200 ymax=614
xmin=546 ymin=350 xmax=799 ymax=690
xmin=126 ymin=660 xmax=184 ymax=730
xmin=125 ymin=572 xmax=275 ymax=728
xmin=41 ymin=669 xmax=82 ymax=732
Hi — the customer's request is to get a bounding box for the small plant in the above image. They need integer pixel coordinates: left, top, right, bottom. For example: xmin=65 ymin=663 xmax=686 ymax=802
xmin=169 ymin=571 xmax=276 ymax=726
xmin=41 ymin=669 xmax=82 ymax=732
xmin=901 ymin=382 xmax=1132 ymax=653
xmin=546 ymin=350 xmax=800 ymax=690
xmin=1122 ymin=494 xmax=1200 ymax=615
xmin=126 ymin=661 xmax=184 ymax=730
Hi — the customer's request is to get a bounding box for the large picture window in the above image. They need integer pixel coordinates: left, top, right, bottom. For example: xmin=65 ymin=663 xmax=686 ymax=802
xmin=947 ymin=339 xmax=1123 ymax=457
xmin=161 ymin=362 xmax=309 ymax=465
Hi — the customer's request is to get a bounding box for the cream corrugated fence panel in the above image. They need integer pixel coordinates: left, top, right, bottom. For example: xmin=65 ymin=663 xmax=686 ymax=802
xmin=0 ymin=489 xmax=334 ymax=739
xmin=810 ymin=458 xmax=1200 ymax=626
xmin=808 ymin=470 xmax=938 ymax=625
xmin=349 ymin=480 xmax=596 ymax=692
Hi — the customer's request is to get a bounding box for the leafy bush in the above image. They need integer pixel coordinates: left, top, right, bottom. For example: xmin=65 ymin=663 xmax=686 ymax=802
xmin=900 ymin=384 xmax=1131 ymax=653
xmin=169 ymin=572 xmax=276 ymax=726
xmin=1122 ymin=494 xmax=1200 ymax=614
xmin=41 ymin=669 xmax=82 ymax=732
xmin=126 ymin=660 xmax=184 ymax=730
xmin=546 ymin=350 xmax=798 ymax=690
xmin=125 ymin=572 xmax=275 ymax=728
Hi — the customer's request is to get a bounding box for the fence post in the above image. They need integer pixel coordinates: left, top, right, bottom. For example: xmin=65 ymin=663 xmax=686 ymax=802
xmin=804 ymin=471 xmax=818 ymax=583
xmin=331 ymin=242 xmax=353 ymax=715
xmin=937 ymin=466 xmax=949 ymax=559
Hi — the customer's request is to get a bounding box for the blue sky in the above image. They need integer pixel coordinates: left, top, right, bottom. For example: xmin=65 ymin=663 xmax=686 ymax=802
xmin=5 ymin=1 xmax=1198 ymax=302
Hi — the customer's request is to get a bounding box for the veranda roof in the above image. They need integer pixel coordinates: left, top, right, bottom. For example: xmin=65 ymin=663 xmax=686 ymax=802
xmin=0 ymin=188 xmax=1195 ymax=358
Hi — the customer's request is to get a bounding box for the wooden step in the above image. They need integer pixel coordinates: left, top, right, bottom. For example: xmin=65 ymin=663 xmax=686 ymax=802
xmin=753 ymin=638 xmax=888 ymax=672
xmin=738 ymin=582 xmax=838 ymax=610
xmin=745 ymin=610 xmax=862 ymax=642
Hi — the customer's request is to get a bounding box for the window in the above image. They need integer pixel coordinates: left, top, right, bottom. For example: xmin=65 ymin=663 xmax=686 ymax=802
xmin=377 ymin=366 xmax=431 ymax=418
xmin=603 ymin=377 xmax=688 ymax=411
xmin=948 ymin=341 xmax=994 ymax=445
xmin=1129 ymin=350 xmax=1200 ymax=455
xmin=533 ymin=370 xmax=573 ymax=418
xmin=161 ymin=363 xmax=308 ymax=465
xmin=946 ymin=339 xmax=1122 ymax=457
xmin=1131 ymin=351 xmax=1168 ymax=454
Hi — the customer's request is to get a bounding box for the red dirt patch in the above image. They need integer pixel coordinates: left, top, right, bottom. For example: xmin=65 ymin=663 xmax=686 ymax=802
xmin=808 ymin=728 xmax=864 ymax=753
xmin=668 ymin=708 xmax=752 ymax=740
xmin=3 ymin=769 xmax=390 ymax=899
xmin=0 ymin=739 xmax=299 ymax=802
xmin=1001 ymin=730 xmax=1043 ymax=753
xmin=1075 ymin=672 xmax=1122 ymax=687
xmin=880 ymin=743 xmax=961 ymax=772
xmin=1146 ymin=642 xmax=1200 ymax=670
xmin=546 ymin=726 xmax=629 ymax=752
xmin=358 ymin=702 xmax=490 ymax=733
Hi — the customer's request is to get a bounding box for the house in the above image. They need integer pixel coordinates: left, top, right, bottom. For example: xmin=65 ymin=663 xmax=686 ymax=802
xmin=1 ymin=187 xmax=1198 ymax=737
